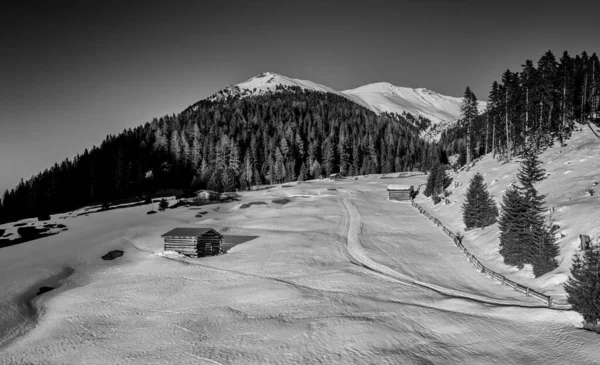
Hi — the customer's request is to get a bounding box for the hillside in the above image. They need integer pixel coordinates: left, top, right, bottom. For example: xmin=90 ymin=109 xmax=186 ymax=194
xmin=0 ymin=88 xmax=435 ymax=225
xmin=415 ymin=126 xmax=600 ymax=303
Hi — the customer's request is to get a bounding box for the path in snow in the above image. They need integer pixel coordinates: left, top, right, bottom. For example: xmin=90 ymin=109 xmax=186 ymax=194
xmin=339 ymin=197 xmax=547 ymax=308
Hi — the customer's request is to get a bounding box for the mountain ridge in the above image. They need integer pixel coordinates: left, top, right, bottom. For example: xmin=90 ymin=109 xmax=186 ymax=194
xmin=208 ymin=72 xmax=487 ymax=127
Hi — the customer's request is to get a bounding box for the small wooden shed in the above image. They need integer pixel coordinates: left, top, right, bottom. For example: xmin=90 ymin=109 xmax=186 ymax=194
xmin=387 ymin=184 xmax=414 ymax=201
xmin=330 ymin=173 xmax=342 ymax=180
xmin=161 ymin=227 xmax=223 ymax=257
xmin=195 ymin=190 xmax=220 ymax=201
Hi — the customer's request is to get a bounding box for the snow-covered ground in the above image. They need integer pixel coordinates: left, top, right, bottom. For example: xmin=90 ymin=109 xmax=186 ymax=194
xmin=1 ymin=175 xmax=599 ymax=364
xmin=416 ymin=127 xmax=600 ymax=305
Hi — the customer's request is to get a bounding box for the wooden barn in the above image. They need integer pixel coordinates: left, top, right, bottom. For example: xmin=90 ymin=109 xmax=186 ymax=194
xmin=195 ymin=190 xmax=220 ymax=201
xmin=387 ymin=184 xmax=414 ymax=201
xmin=161 ymin=227 xmax=223 ymax=257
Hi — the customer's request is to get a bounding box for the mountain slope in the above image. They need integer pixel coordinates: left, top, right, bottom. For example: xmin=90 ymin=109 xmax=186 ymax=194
xmin=342 ymin=82 xmax=487 ymax=125
xmin=416 ymin=126 xmax=600 ymax=303
xmin=209 ymin=72 xmax=487 ymax=127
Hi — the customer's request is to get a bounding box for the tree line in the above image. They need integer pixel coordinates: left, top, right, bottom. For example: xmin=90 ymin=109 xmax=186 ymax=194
xmin=440 ymin=50 xmax=599 ymax=165
xmin=0 ymin=86 xmax=436 ymax=224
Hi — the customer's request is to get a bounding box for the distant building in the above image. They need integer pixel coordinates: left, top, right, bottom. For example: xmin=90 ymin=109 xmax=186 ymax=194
xmin=195 ymin=190 xmax=220 ymax=201
xmin=330 ymin=173 xmax=342 ymax=180
xmin=387 ymin=184 xmax=414 ymax=201
xmin=221 ymin=192 xmax=241 ymax=200
xmin=161 ymin=227 xmax=224 ymax=257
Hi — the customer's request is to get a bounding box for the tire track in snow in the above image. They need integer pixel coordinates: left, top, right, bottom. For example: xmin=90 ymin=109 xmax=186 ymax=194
xmin=339 ymin=197 xmax=554 ymax=309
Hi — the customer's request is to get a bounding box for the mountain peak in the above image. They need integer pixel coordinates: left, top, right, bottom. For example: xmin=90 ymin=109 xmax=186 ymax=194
xmin=207 ymin=73 xmax=487 ymax=133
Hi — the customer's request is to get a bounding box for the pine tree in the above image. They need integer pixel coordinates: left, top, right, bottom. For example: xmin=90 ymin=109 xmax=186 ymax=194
xmin=517 ymin=149 xmax=558 ymax=276
xmin=564 ymin=247 xmax=600 ymax=331
xmin=169 ymin=131 xmax=182 ymax=162
xmin=462 ymin=172 xmax=498 ymax=230
xmin=423 ymin=161 xmax=438 ymax=197
xmin=460 ymin=87 xmax=479 ymax=165
xmin=434 ymin=165 xmax=445 ymax=197
xmin=516 ymin=148 xmax=546 ymax=197
xmin=498 ymin=150 xmax=559 ymax=276
xmin=521 ymin=60 xmax=537 ymax=144
xmin=498 ymin=185 xmax=530 ymax=268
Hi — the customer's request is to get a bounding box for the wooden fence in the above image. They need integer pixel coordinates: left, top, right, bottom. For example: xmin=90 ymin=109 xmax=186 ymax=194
xmin=410 ymin=200 xmax=555 ymax=307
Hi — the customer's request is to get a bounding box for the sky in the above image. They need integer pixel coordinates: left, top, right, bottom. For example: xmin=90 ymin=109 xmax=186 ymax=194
xmin=1 ymin=0 xmax=599 ymax=194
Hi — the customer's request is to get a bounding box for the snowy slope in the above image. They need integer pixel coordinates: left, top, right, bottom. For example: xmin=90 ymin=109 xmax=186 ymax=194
xmin=342 ymin=82 xmax=487 ymax=125
xmin=208 ymin=72 xmax=487 ymax=128
xmin=415 ymin=126 xmax=600 ymax=304
xmin=208 ymin=72 xmax=370 ymax=110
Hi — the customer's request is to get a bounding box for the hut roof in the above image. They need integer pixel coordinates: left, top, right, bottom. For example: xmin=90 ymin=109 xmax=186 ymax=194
xmin=161 ymin=227 xmax=223 ymax=238
xmin=195 ymin=189 xmax=219 ymax=194
xmin=387 ymin=184 xmax=413 ymax=191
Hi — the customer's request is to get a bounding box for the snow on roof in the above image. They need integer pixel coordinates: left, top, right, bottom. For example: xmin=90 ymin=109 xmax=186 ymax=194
xmin=195 ymin=190 xmax=219 ymax=194
xmin=387 ymin=184 xmax=413 ymax=191
xmin=161 ymin=227 xmax=222 ymax=238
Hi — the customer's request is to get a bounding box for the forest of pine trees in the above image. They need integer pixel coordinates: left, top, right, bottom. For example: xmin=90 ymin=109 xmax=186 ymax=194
xmin=0 ymin=87 xmax=436 ymax=224
xmin=440 ymin=50 xmax=600 ymax=164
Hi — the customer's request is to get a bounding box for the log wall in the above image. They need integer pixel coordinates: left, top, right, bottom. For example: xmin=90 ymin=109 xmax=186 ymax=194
xmin=163 ymin=235 xmax=222 ymax=257
xmin=388 ymin=190 xmax=412 ymax=201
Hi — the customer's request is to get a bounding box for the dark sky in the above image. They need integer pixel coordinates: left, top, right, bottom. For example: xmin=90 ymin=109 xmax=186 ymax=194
xmin=1 ymin=0 xmax=598 ymax=194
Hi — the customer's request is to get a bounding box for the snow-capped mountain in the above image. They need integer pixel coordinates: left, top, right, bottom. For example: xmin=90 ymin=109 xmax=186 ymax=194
xmin=208 ymin=72 xmax=487 ymax=128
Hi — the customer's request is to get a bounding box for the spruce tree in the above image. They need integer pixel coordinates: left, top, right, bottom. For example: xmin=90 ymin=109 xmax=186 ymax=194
xmin=498 ymin=150 xmax=559 ymax=276
xmin=434 ymin=165 xmax=445 ymax=197
xmin=498 ymin=185 xmax=530 ymax=268
xmin=423 ymin=161 xmax=438 ymax=197
xmin=564 ymin=247 xmax=600 ymax=331
xmin=517 ymin=149 xmax=559 ymax=276
xmin=462 ymin=172 xmax=498 ymax=230
xmin=517 ymin=148 xmax=546 ymax=197
xmin=460 ymin=87 xmax=479 ymax=165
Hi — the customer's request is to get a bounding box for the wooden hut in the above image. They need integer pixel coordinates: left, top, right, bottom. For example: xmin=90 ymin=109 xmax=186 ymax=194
xmin=387 ymin=184 xmax=414 ymax=201
xmin=195 ymin=190 xmax=220 ymax=201
xmin=161 ymin=227 xmax=223 ymax=257
xmin=330 ymin=173 xmax=342 ymax=180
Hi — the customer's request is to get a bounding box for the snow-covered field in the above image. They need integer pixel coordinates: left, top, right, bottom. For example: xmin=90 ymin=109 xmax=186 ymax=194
xmin=1 ymin=174 xmax=599 ymax=364
xmin=416 ymin=127 xmax=600 ymax=306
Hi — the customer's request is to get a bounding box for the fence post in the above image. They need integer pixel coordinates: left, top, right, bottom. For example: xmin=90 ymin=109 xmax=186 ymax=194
xmin=548 ymin=297 xmax=552 ymax=307
xmin=501 ymin=276 xmax=505 ymax=285
xmin=526 ymin=287 xmax=530 ymax=296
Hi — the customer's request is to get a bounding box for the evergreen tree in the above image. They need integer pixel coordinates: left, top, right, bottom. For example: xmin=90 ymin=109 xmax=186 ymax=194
xmin=498 ymin=150 xmax=559 ymax=276
xmin=434 ymin=165 xmax=446 ymax=197
xmin=516 ymin=148 xmax=546 ymax=198
xmin=169 ymin=131 xmax=182 ymax=162
xmin=423 ymin=161 xmax=438 ymax=198
xmin=498 ymin=185 xmax=530 ymax=268
xmin=460 ymin=87 xmax=479 ymax=165
xmin=516 ymin=149 xmax=558 ymax=276
xmin=462 ymin=172 xmax=498 ymax=229
xmin=564 ymin=247 xmax=600 ymax=331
